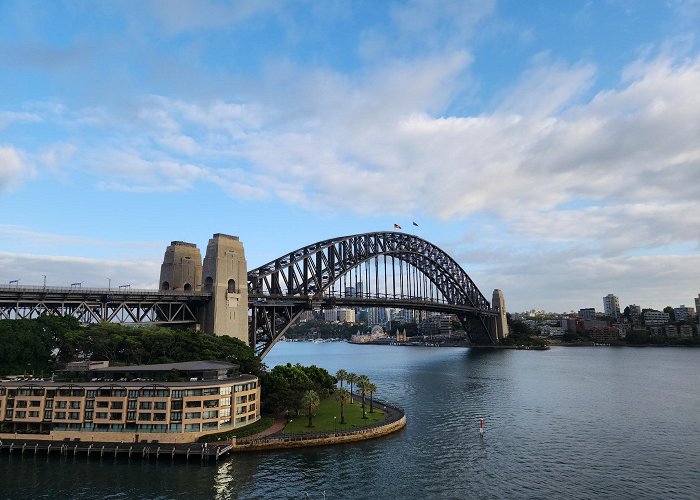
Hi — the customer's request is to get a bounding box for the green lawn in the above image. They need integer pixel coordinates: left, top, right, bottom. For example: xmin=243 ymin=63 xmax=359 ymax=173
xmin=283 ymin=396 xmax=385 ymax=434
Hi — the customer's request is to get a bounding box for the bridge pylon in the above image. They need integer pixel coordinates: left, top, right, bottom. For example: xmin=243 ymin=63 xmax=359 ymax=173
xmin=200 ymin=233 xmax=249 ymax=343
xmin=491 ymin=289 xmax=509 ymax=341
xmin=159 ymin=241 xmax=202 ymax=292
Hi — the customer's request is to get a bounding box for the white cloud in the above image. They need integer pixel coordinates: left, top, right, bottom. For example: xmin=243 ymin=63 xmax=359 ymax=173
xmin=0 ymin=146 xmax=33 ymax=191
xmin=0 ymin=252 xmax=159 ymax=290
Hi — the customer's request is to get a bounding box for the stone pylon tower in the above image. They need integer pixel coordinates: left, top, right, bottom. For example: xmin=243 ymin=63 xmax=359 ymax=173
xmin=492 ymin=289 xmax=509 ymax=341
xmin=201 ymin=233 xmax=249 ymax=343
xmin=159 ymin=241 xmax=202 ymax=291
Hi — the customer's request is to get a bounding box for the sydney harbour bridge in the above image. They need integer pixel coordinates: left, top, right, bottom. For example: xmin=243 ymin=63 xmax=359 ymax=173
xmin=0 ymin=232 xmax=508 ymax=358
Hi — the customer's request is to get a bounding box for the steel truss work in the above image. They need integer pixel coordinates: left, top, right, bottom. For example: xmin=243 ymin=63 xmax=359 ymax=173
xmin=248 ymin=231 xmax=497 ymax=357
xmin=0 ymin=287 xmax=210 ymax=326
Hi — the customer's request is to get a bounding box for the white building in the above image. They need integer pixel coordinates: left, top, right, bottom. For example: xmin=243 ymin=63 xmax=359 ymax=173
xmin=323 ymin=308 xmax=338 ymax=322
xmin=337 ymin=308 xmax=356 ymax=323
xmin=603 ymin=294 xmax=620 ymax=319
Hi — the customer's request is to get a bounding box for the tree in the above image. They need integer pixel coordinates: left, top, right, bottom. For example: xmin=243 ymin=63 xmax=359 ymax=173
xmin=663 ymin=306 xmax=675 ymax=324
xmin=301 ymin=389 xmax=320 ymax=428
xmin=366 ymin=382 xmax=377 ymax=413
xmin=336 ymin=369 xmax=348 ymax=390
xmin=357 ymin=375 xmax=370 ymax=418
xmin=337 ymin=387 xmax=349 ymax=424
xmin=347 ymin=372 xmax=358 ymax=403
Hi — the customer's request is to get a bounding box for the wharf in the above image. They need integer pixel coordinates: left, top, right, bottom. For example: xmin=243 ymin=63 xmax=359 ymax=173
xmin=0 ymin=438 xmax=232 ymax=463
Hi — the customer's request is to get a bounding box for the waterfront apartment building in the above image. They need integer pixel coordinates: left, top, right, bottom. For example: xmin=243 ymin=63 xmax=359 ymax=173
xmin=0 ymin=361 xmax=260 ymax=444
xmin=578 ymin=308 xmax=596 ymax=321
xmin=644 ymin=310 xmax=670 ymax=326
xmin=673 ymin=305 xmax=696 ymax=322
xmin=603 ymin=294 xmax=621 ymax=319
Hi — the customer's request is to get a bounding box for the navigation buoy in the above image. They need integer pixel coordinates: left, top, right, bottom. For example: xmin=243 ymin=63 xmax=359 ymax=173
xmin=479 ymin=417 xmax=485 ymax=438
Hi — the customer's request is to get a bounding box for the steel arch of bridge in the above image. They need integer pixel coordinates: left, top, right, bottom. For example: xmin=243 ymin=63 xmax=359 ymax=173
xmin=248 ymin=231 xmax=497 ymax=357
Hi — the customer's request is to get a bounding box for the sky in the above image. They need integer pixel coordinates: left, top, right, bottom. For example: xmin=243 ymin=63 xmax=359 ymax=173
xmin=1 ymin=0 xmax=699 ymax=314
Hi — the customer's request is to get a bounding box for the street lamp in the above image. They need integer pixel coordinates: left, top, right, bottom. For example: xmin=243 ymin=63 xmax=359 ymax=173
xmin=334 ymin=416 xmax=337 ymax=432
xmin=107 ymin=278 xmax=111 ymax=290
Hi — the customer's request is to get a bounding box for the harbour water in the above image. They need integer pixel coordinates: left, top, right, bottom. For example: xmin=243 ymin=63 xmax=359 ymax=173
xmin=2 ymin=343 xmax=699 ymax=499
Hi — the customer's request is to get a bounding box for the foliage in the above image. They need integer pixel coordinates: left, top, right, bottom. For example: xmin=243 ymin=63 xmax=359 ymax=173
xmin=301 ymin=389 xmax=320 ymax=427
xmin=285 ymin=319 xmax=362 ymax=340
xmin=0 ymin=316 xmax=263 ymax=376
xmin=260 ymin=363 xmax=336 ymax=416
xmin=502 ymin=318 xmax=548 ymax=347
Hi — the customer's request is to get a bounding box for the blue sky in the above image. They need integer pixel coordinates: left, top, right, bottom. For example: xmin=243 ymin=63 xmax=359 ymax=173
xmin=1 ymin=0 xmax=699 ymax=313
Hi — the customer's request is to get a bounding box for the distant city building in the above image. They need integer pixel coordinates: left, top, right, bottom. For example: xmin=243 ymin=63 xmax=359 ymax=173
xmin=579 ymin=308 xmax=596 ymax=321
xmin=673 ymin=305 xmax=696 ymax=322
xmin=664 ymin=325 xmax=678 ymax=337
xmin=344 ymin=286 xmax=356 ymax=297
xmin=323 ymin=308 xmax=338 ymax=322
xmin=679 ymin=325 xmax=694 ymax=338
xmin=695 ymin=294 xmax=700 ymax=316
xmin=627 ymin=304 xmax=642 ymax=324
xmin=644 ymin=310 xmax=670 ymax=326
xmin=337 ymin=308 xmax=356 ymax=323
xmin=603 ymin=294 xmax=621 ymax=319
xmin=299 ymin=310 xmax=315 ymax=322
xmin=418 ymin=314 xmax=453 ymax=337
xmin=367 ymin=307 xmax=388 ymax=326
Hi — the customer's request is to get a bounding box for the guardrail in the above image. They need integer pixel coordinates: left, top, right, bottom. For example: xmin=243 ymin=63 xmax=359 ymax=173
xmin=0 ymin=285 xmax=211 ymax=298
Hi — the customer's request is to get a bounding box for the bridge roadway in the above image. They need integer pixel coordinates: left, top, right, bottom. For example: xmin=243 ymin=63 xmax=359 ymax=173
xmin=0 ymin=285 xmax=210 ymax=325
xmin=0 ymin=286 xmax=495 ymax=322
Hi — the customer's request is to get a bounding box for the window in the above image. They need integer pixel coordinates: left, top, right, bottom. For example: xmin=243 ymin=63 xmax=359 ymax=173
xmin=139 ymin=402 xmax=152 ymax=410
xmin=44 ymin=410 xmax=53 ymax=419
xmin=84 ymin=411 xmax=93 ymax=420
xmin=220 ymin=397 xmax=231 ymax=407
xmin=185 ymin=412 xmax=201 ymax=419
xmin=185 ymin=401 xmax=201 ymax=408
xmin=111 ymin=401 xmax=123 ymax=409
xmin=128 ymin=390 xmax=138 ymax=398
xmin=170 ymin=412 xmax=182 ymax=421
xmin=172 ymin=390 xmax=184 ymax=399
xmin=15 ymin=411 xmax=26 ymax=418
xmin=203 ymin=422 xmax=218 ymax=430
xmin=96 ymin=401 xmax=109 ymax=408
xmin=30 ymin=400 xmax=41 ymax=407
xmin=171 ymin=400 xmax=182 ymax=410
xmin=45 ymin=400 xmax=53 ymax=409
xmin=55 ymin=412 xmax=66 ymax=419
xmin=85 ymin=400 xmax=94 ymax=409
xmin=169 ymin=423 xmax=182 ymax=431
xmin=86 ymin=390 xmax=97 ymax=398
xmin=185 ymin=423 xmax=200 ymax=432
xmin=204 ymin=399 xmax=218 ymax=408
xmin=249 ymin=403 xmax=256 ymax=411
xmin=29 ymin=411 xmax=39 ymax=418
xmin=153 ymin=413 xmax=166 ymax=421
xmin=227 ymin=279 xmax=236 ymax=293
xmin=203 ymin=387 xmax=219 ymax=395
xmin=69 ymin=412 xmax=80 ymax=420
xmin=127 ymin=412 xmax=136 ymax=421
xmin=110 ymin=412 xmax=123 ymax=421
xmin=127 ymin=400 xmax=137 ymax=409
xmin=55 ymin=401 xmax=67 ymax=409
xmin=219 ymin=408 xmax=231 ymax=417
xmin=138 ymin=413 xmax=152 ymax=421
xmin=203 ymin=410 xmax=218 ymax=419
xmin=70 ymin=401 xmax=81 ymax=409
xmin=16 ymin=400 xmax=27 ymax=408
xmin=186 ymin=389 xmax=202 ymax=397
xmin=220 ymin=386 xmax=231 ymax=396
xmin=96 ymin=412 xmax=108 ymax=419
xmin=154 ymin=401 xmax=167 ymax=410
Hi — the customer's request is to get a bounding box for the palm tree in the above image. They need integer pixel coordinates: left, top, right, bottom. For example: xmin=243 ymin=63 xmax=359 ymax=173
xmin=337 ymin=387 xmax=349 ymax=424
xmin=336 ymin=369 xmax=348 ymax=390
xmin=347 ymin=372 xmax=358 ymax=403
xmin=301 ymin=389 xmax=320 ymax=428
xmin=367 ymin=382 xmax=377 ymax=413
xmin=357 ymin=375 xmax=370 ymax=418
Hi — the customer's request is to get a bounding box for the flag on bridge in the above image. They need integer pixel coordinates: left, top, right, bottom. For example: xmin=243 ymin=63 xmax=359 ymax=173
xmin=412 ymin=221 xmax=419 ymax=227
xmin=393 ymin=224 xmax=402 ymax=229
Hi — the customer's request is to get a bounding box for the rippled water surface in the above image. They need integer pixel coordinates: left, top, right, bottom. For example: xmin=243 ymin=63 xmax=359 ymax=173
xmin=2 ymin=344 xmax=699 ymax=499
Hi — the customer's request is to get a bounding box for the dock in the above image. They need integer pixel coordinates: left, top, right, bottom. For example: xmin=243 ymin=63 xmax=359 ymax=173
xmin=0 ymin=438 xmax=233 ymax=463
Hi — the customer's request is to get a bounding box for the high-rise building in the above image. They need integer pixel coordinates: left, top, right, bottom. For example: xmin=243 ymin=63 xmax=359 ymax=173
xmin=673 ymin=305 xmax=696 ymax=322
xmin=628 ymin=304 xmax=642 ymax=324
xmin=694 ymin=294 xmax=700 ymax=317
xmin=603 ymin=294 xmax=620 ymax=319
xmin=579 ymin=308 xmax=596 ymax=321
